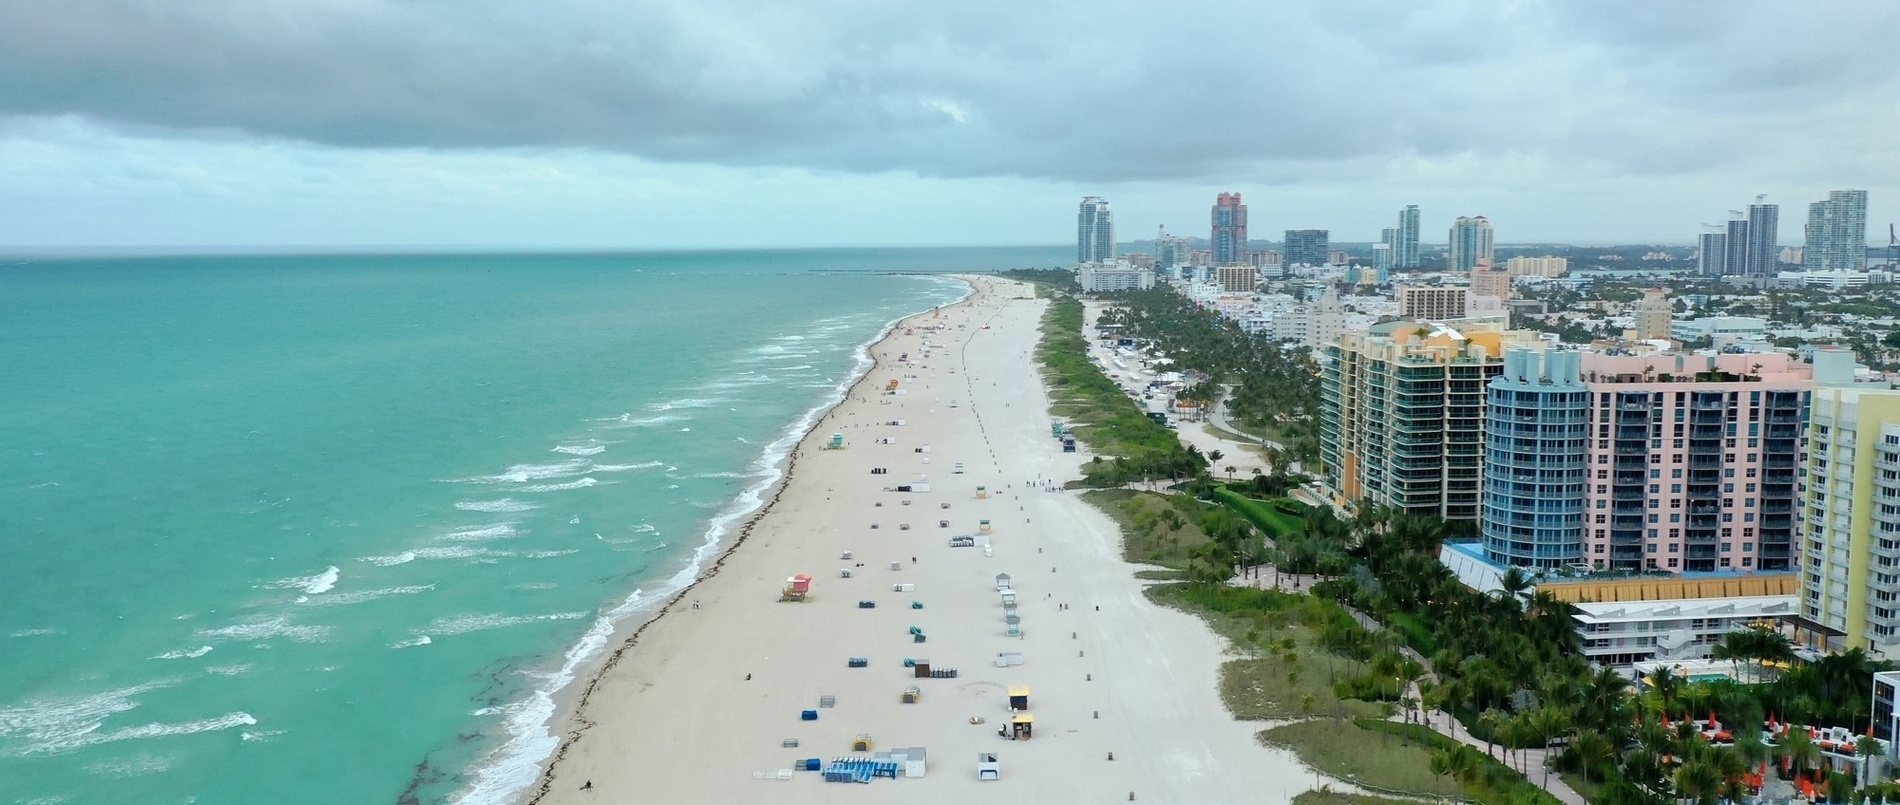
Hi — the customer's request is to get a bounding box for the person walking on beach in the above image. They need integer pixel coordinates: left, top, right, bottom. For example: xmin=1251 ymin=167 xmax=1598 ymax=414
xmin=581 ymin=780 xmax=593 ymax=792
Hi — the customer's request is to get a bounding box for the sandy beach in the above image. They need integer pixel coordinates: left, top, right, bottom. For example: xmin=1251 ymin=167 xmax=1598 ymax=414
xmin=527 ymin=276 xmax=1311 ymax=804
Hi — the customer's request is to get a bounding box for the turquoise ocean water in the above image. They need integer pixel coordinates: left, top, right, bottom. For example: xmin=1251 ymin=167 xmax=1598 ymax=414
xmin=0 ymin=247 xmax=1064 ymax=804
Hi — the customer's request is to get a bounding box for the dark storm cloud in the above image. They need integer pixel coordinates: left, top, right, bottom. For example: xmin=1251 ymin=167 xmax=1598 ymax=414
xmin=0 ymin=0 xmax=1893 ymax=183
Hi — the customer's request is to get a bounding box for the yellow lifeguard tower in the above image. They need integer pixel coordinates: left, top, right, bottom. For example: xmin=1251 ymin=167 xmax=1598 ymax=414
xmin=979 ymin=519 xmax=992 ymax=534
xmin=1009 ymin=713 xmax=1034 ymax=740
xmin=853 ymin=733 xmax=873 ymax=752
xmin=975 ymin=485 xmax=988 ymax=499
xmin=901 ymin=686 xmax=921 ymax=704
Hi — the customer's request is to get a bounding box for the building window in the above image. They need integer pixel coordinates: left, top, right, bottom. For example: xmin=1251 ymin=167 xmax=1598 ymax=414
xmin=1669 ymin=558 xmax=1680 ymax=568
xmin=1671 ymin=483 xmax=1682 ymax=493
xmin=1722 ymin=542 xmax=1732 ymax=552
xmin=1669 ymin=543 xmax=1679 ymax=553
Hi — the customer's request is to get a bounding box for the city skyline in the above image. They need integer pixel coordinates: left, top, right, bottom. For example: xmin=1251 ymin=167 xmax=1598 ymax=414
xmin=0 ymin=1 xmax=1895 ymax=247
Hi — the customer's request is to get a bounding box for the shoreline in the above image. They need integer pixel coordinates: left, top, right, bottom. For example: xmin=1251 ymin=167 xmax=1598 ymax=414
xmin=508 ymin=276 xmax=981 ymax=804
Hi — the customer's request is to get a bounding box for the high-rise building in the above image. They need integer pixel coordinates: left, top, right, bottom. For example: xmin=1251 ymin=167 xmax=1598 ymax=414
xmin=1154 ymin=227 xmax=1188 ymax=272
xmin=1632 ymin=288 xmax=1673 ymax=341
xmin=1397 ymin=286 xmax=1468 ymax=321
xmin=1724 ymin=214 xmax=1751 ymax=276
xmin=1374 ymin=229 xmax=1396 ymax=276
xmin=1214 ymin=265 xmax=1259 ymax=294
xmin=1697 ymin=231 xmax=1728 ymax=277
xmin=1504 ymin=256 xmax=1568 ymax=278
xmin=1482 ymin=348 xmax=1589 ymax=568
xmin=1319 ymin=321 xmax=1544 ymax=521
xmin=1211 ymin=193 xmax=1248 ymax=265
xmin=1469 ymin=263 xmax=1513 ymax=302
xmin=1272 ymin=286 xmax=1348 ymax=349
xmin=1478 ymin=351 xmax=1813 ymax=571
xmin=1746 ymin=200 xmax=1780 ymax=276
xmin=1805 ymin=190 xmax=1869 ymax=271
xmin=1284 ymin=229 xmax=1329 ymax=266
xmin=1578 ymin=352 xmax=1810 ymax=572
xmin=1077 ymin=197 xmax=1114 ymax=264
xmin=1804 ymin=368 xmax=1900 ymax=654
xmin=1376 ymin=227 xmax=1398 ymax=273
xmin=1447 ymin=216 xmax=1494 ymax=273
xmin=1398 ymin=205 xmax=1421 ymax=269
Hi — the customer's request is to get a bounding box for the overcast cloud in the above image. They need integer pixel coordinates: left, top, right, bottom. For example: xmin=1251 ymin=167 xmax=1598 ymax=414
xmin=0 ymin=0 xmax=1895 ymax=247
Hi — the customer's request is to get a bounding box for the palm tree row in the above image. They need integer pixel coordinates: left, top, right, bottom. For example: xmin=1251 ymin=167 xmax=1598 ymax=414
xmin=1088 ymin=287 xmax=1323 ymax=463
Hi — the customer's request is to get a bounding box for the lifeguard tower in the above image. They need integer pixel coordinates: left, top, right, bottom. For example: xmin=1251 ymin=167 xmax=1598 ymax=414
xmin=1009 ymin=713 xmax=1034 ymax=740
xmin=975 ymin=485 xmax=987 ymax=499
xmin=780 ymin=574 xmax=813 ymax=602
xmin=979 ymin=518 xmax=992 ymax=534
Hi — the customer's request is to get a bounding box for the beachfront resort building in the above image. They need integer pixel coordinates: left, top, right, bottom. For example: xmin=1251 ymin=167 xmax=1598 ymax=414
xmin=1075 ymin=263 xmax=1155 ymax=293
xmin=1478 ymin=350 xmax=1813 ymax=572
xmin=1481 ymin=348 xmax=1591 ymax=568
xmin=1802 ymin=382 xmax=1900 ymax=657
xmin=1319 ymin=320 xmax=1545 ymax=522
xmin=1077 ymin=196 xmax=1114 ymax=264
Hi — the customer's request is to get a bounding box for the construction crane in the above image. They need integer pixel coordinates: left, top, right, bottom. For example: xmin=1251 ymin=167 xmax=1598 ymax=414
xmin=1890 ymin=223 xmax=1898 ymax=268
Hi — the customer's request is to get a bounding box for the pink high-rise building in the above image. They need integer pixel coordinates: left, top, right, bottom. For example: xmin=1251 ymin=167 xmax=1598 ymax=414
xmin=1578 ymin=352 xmax=1812 ymax=572
xmin=1211 ymin=193 xmax=1248 ymax=265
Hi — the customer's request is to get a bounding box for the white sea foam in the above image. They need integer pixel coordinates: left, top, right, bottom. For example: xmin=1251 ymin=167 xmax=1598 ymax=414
xmin=197 ymin=616 xmax=331 ymax=644
xmin=152 ymin=646 xmax=213 ymax=660
xmin=591 ymin=460 xmax=662 ymax=472
xmin=453 ymin=279 xmax=972 ymax=805
xmin=454 ymin=498 xmax=541 ymax=513
xmin=694 ymin=470 xmax=766 ymax=479
xmin=83 ymin=752 xmax=174 ymax=777
xmin=300 ymin=585 xmax=435 ymax=607
xmin=363 ymin=551 xmax=418 ymax=567
xmin=516 ymin=477 xmax=603 ymax=493
xmin=551 ymin=443 xmax=606 ymax=456
xmin=391 ymin=635 xmax=433 ymax=649
xmin=204 ymin=664 xmax=252 ymax=677
xmin=410 ymin=546 xmax=514 ymax=562
xmin=270 ymin=566 xmax=340 ymax=595
xmin=645 ymin=397 xmax=720 ymax=410
xmin=426 ymin=611 xmax=589 ymax=637
xmin=437 ymin=523 xmax=519 ymax=543
xmin=25 ymin=712 xmax=258 ymax=755
xmin=240 ymin=729 xmax=286 ymax=742
xmin=519 ymin=550 xmax=577 ymax=559
xmin=8 ymin=627 xmax=56 ymax=638
xmin=0 ymin=680 xmax=174 ymax=757
xmin=462 ymin=459 xmax=590 ymax=485
xmin=512 ymin=582 xmax=558 ymax=591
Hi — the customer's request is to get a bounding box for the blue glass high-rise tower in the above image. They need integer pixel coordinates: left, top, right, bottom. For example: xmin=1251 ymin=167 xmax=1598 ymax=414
xmin=1481 ymin=348 xmax=1589 ymax=569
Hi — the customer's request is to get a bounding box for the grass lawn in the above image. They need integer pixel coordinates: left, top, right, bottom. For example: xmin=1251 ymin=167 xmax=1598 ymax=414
xmin=1145 ymin=583 xmax=1389 ymax=721
xmin=1292 ymin=791 xmax=1425 ymax=805
xmin=1083 ymin=488 xmax=1217 ymax=569
xmin=1260 ymin=719 xmax=1461 ymax=798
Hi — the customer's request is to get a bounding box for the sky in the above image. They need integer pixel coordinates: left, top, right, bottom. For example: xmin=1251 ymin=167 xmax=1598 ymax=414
xmin=1 ymin=0 xmax=1896 ymax=249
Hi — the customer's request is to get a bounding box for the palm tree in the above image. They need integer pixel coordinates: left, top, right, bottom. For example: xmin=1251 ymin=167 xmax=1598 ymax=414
xmin=1569 ymin=729 xmax=1619 ymax=784
xmin=1675 ymin=759 xmax=1725 ymax=805
xmin=1857 ymin=735 xmax=1885 ymax=789
xmin=1783 ymin=726 xmax=1821 ymax=782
